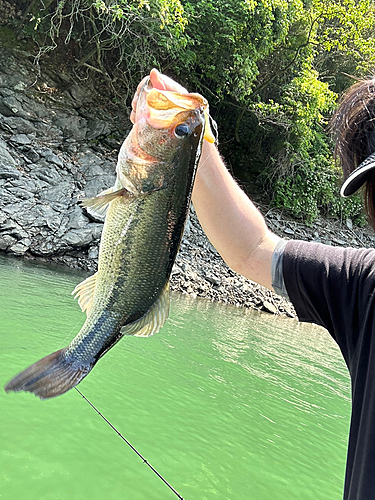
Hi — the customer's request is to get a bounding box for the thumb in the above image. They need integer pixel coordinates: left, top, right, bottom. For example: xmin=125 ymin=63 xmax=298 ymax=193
xmin=149 ymin=68 xmax=188 ymax=94
xmin=149 ymin=68 xmax=166 ymax=90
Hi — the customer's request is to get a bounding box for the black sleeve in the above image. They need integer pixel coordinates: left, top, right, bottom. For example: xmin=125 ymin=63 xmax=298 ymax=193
xmin=283 ymin=240 xmax=375 ymax=367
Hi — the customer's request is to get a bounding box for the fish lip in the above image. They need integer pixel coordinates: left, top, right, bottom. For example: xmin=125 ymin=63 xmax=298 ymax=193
xmin=137 ymin=80 xmax=209 ymax=132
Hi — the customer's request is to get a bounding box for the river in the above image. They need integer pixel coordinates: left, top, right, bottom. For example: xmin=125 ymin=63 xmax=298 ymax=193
xmin=0 ymin=254 xmax=350 ymax=500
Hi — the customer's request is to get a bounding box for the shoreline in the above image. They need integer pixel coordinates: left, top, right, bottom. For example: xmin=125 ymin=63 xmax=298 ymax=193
xmin=1 ymin=44 xmax=375 ymax=319
xmin=18 ymin=201 xmax=375 ymax=320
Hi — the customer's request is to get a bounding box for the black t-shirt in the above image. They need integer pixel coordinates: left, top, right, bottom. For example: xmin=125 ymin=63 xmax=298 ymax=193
xmin=283 ymin=240 xmax=375 ymax=500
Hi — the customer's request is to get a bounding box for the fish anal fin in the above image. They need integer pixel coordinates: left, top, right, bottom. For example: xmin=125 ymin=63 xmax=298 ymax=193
xmin=72 ymin=272 xmax=98 ymax=316
xmin=121 ymin=283 xmax=170 ymax=338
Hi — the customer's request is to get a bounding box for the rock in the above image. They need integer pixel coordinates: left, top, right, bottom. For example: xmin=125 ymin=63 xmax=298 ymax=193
xmin=46 ymin=213 xmax=64 ymax=231
xmin=10 ymin=134 xmax=33 ymax=145
xmin=0 ymin=94 xmax=21 ymax=117
xmin=54 ymin=115 xmax=88 ymax=141
xmin=31 ymin=237 xmax=56 ymax=256
xmin=84 ymin=177 xmax=113 ymax=198
xmin=45 ymin=152 xmax=64 ymax=167
xmin=2 ymin=202 xmax=25 ymax=215
xmin=62 ymin=228 xmax=93 ymax=247
xmin=86 ymin=118 xmax=112 ymax=139
xmin=205 ymin=273 xmax=221 ymax=286
xmin=40 ymin=185 xmax=72 ymax=204
xmin=68 ymin=206 xmax=89 ymax=229
xmin=90 ymin=224 xmax=104 ymax=240
xmin=0 ymin=167 xmax=20 ymax=179
xmin=14 ymin=82 xmax=27 ymax=92
xmin=4 ymin=116 xmax=36 ymax=135
xmin=0 ymin=233 xmax=18 ymax=250
xmin=10 ymin=238 xmax=31 ymax=255
xmin=88 ymin=246 xmax=99 ymax=259
xmin=332 ymin=238 xmax=346 ymax=245
xmin=67 ymin=83 xmax=89 ymax=106
xmin=7 ymin=187 xmax=34 ymax=200
xmin=0 ymin=139 xmax=18 ymax=167
xmin=262 ymin=301 xmax=278 ymax=314
xmin=0 ymin=219 xmax=28 ymax=239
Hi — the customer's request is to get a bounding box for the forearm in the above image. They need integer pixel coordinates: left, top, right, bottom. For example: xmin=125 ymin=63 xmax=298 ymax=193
xmin=192 ymin=142 xmax=281 ymax=290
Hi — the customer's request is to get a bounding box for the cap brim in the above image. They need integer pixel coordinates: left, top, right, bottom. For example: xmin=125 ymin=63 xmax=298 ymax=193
xmin=340 ymin=152 xmax=375 ymax=197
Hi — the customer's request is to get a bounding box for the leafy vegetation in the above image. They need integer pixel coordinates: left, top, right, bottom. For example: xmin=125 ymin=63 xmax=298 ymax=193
xmin=10 ymin=0 xmax=375 ymax=223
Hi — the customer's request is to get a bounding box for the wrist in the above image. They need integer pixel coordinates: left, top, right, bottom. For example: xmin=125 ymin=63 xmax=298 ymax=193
xmin=197 ymin=140 xmax=220 ymax=174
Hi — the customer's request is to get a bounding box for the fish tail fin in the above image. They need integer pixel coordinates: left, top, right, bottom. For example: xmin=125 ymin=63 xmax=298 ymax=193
xmin=4 ymin=348 xmax=93 ymax=400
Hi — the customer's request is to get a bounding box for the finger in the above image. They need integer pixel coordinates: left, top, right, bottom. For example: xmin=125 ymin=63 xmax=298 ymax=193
xmin=150 ymin=68 xmax=187 ymax=94
xmin=130 ymin=93 xmax=138 ymax=124
xmin=132 ymin=76 xmax=148 ymax=110
xmin=131 ymin=92 xmax=138 ymax=113
xmin=131 ymin=75 xmax=149 ymax=119
xmin=131 ymin=69 xmax=188 ymax=124
xmin=136 ymin=75 xmax=149 ymax=94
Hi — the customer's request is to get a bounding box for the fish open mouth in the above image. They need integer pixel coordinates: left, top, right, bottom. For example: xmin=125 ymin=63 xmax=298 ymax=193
xmin=136 ymin=78 xmax=216 ymax=143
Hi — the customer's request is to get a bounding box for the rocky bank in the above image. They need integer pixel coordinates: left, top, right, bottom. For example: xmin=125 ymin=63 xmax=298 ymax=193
xmin=1 ymin=45 xmax=375 ymax=319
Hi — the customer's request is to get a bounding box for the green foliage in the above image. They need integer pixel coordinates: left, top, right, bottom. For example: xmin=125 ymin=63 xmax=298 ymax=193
xmin=259 ymin=70 xmax=366 ymax=225
xmin=272 ymin=161 xmax=336 ymax=224
xmin=177 ymin=0 xmax=295 ymax=100
xmin=253 ymin=70 xmax=338 ymax=222
xmin=273 ymin=162 xmax=366 ymax=225
xmin=21 ymin=0 xmax=189 ymax=99
xmin=329 ymin=192 xmax=366 ymax=227
xmin=15 ymin=0 xmax=375 ymax=224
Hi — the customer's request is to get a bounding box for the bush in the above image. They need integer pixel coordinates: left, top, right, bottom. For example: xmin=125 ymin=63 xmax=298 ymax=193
xmin=15 ymin=0 xmax=375 ymax=224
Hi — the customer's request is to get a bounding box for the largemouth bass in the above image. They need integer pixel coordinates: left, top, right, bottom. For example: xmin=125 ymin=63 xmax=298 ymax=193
xmin=5 ymin=78 xmax=214 ymax=399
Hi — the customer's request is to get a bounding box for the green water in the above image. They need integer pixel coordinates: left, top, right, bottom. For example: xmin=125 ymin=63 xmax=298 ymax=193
xmin=0 ymin=254 xmax=351 ymax=500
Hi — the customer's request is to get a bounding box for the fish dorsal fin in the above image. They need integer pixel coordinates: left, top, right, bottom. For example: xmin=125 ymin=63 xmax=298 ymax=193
xmin=121 ymin=283 xmax=170 ymax=338
xmin=81 ymin=187 xmax=132 ymax=218
xmin=72 ymin=272 xmax=98 ymax=316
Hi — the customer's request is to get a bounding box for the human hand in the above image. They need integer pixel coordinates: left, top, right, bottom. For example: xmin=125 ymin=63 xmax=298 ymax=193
xmin=130 ymin=68 xmax=187 ymax=124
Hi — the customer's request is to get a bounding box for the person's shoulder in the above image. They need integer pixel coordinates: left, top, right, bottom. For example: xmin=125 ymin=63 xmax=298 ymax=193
xmin=284 ymin=239 xmax=375 ymax=279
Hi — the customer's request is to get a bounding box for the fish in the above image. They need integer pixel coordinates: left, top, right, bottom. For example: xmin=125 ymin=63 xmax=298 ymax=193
xmin=4 ymin=77 xmax=215 ymax=399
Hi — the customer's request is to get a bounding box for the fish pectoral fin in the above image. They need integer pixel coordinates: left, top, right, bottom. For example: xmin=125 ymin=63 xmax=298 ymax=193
xmin=81 ymin=187 xmax=133 ymax=218
xmin=121 ymin=283 xmax=170 ymax=338
xmin=72 ymin=272 xmax=98 ymax=316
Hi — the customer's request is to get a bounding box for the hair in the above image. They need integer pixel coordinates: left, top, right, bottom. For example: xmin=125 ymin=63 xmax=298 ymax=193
xmin=331 ymin=78 xmax=375 ymax=229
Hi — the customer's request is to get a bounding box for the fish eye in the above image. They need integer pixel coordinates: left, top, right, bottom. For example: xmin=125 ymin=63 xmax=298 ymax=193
xmin=174 ymin=124 xmax=190 ymax=138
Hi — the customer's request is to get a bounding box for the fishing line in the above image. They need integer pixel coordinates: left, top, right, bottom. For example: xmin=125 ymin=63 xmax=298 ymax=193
xmin=74 ymin=387 xmax=185 ymax=500
xmin=57 ymin=318 xmax=85 ymax=349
